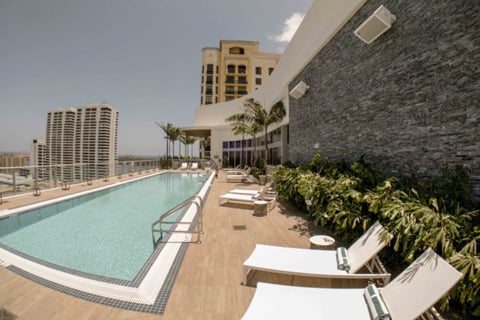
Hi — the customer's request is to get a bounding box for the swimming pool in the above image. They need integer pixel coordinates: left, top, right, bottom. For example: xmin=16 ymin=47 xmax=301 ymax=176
xmin=0 ymin=171 xmax=214 ymax=313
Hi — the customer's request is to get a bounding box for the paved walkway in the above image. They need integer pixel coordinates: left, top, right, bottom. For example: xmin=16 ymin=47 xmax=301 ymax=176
xmin=0 ymin=170 xmax=336 ymax=319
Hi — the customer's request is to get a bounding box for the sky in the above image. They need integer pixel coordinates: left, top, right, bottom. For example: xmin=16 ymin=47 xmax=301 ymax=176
xmin=0 ymin=0 xmax=312 ymax=156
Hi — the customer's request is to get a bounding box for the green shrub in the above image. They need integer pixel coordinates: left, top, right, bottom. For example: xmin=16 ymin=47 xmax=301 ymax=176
xmin=271 ymin=166 xmax=305 ymax=209
xmin=271 ymin=153 xmax=479 ymax=317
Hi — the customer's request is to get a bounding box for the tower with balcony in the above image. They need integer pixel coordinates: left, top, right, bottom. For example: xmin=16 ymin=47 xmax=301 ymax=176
xmin=45 ymin=103 xmax=119 ymax=181
xmin=199 ymin=40 xmax=280 ymax=105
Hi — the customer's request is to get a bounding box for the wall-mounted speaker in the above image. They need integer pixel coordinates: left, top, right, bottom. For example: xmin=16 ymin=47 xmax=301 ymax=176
xmin=354 ymin=5 xmax=396 ymax=44
xmin=289 ymin=81 xmax=310 ymax=99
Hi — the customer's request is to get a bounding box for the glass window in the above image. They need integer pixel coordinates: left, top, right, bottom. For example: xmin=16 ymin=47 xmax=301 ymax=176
xmin=206 ymin=75 xmax=213 ymax=84
xmin=226 ymin=86 xmax=234 ymax=94
xmin=229 ymin=47 xmax=245 ymax=54
xmin=256 ymin=78 xmax=262 ymax=85
xmin=268 ymin=67 xmax=274 ymax=75
xmin=205 ymin=84 xmax=213 ymax=95
xmin=238 ymin=65 xmax=246 ymax=74
xmin=223 ymin=141 xmax=228 ymax=148
xmin=226 ymin=76 xmax=235 ymax=83
xmin=256 ymin=67 xmax=262 ymax=75
xmin=226 ymin=96 xmax=234 ymax=101
xmin=238 ymin=87 xmax=248 ymax=95
xmin=238 ymin=76 xmax=247 ymax=84
xmin=227 ymin=64 xmax=235 ymax=73
xmin=206 ymin=64 xmax=213 ymax=74
xmin=229 ymin=141 xmax=235 ymax=148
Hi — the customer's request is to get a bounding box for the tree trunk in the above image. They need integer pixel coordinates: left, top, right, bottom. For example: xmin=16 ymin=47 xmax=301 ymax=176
xmin=264 ymin=125 xmax=268 ymax=165
xmin=253 ymin=134 xmax=257 ymax=166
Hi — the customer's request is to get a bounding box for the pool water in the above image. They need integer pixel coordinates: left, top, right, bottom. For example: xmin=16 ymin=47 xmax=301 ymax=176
xmin=0 ymin=172 xmax=205 ymax=281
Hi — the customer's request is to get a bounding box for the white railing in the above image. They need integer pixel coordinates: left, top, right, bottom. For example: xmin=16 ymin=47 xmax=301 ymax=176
xmin=0 ymin=160 xmax=161 ymax=197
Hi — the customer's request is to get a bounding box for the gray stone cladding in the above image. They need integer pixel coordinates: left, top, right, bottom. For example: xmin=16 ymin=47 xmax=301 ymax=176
xmin=288 ymin=0 xmax=480 ymax=195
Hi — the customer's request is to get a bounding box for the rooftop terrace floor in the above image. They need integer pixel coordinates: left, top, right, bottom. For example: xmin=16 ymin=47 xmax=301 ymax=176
xmin=0 ymin=170 xmax=359 ymax=319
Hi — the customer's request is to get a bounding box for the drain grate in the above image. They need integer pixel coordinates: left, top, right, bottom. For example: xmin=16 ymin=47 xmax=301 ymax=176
xmin=232 ymin=225 xmax=247 ymax=230
xmin=0 ymin=307 xmax=17 ymax=320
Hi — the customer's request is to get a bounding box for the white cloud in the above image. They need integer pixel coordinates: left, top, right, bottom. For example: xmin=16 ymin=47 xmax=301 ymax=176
xmin=270 ymin=12 xmax=305 ymax=43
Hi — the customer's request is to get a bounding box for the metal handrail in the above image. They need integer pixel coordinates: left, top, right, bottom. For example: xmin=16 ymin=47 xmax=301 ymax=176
xmin=151 ymin=195 xmax=203 ymax=247
xmin=206 ymin=159 xmax=219 ymax=178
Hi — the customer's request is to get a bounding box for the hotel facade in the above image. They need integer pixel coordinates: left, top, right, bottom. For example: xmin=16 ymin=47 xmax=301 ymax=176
xmin=185 ymin=0 xmax=479 ymax=195
xmin=200 ymin=40 xmax=280 ymax=106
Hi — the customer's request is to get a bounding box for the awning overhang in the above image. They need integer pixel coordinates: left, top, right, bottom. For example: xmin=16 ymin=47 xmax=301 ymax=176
xmin=181 ymin=126 xmax=212 ymax=138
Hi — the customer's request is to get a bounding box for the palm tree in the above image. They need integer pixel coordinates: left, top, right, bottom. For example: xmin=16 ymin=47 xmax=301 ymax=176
xmin=179 ymin=134 xmax=197 ymax=159
xmin=246 ymin=121 xmax=261 ymax=166
xmin=244 ymin=98 xmax=286 ymax=165
xmin=225 ymin=113 xmax=248 ymax=166
xmin=179 ymin=133 xmax=187 ymax=159
xmin=170 ymin=127 xmax=182 ymax=160
xmin=156 ymin=122 xmax=176 ymax=165
xmin=200 ymin=136 xmax=211 ymax=159
xmin=185 ymin=135 xmax=197 ymax=158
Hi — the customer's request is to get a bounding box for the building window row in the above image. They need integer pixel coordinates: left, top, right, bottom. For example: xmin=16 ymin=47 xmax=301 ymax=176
xmin=222 ymin=128 xmax=282 ymax=150
xmin=225 ymin=87 xmax=248 ymax=95
xmin=226 ymin=76 xmax=247 ymax=84
xmin=226 ymin=64 xmax=247 ymax=74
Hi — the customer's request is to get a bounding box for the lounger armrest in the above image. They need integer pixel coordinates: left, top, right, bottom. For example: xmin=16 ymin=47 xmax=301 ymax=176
xmin=346 ymin=272 xmax=391 ymax=285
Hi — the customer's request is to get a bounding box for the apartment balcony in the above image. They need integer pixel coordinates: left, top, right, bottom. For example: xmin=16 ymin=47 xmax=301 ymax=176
xmin=225 ymin=79 xmax=248 ymax=84
xmin=225 ymin=90 xmax=248 ymax=95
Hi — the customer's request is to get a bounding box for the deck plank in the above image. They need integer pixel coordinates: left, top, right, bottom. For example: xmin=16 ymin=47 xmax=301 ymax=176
xmin=0 ymin=170 xmax=334 ymax=319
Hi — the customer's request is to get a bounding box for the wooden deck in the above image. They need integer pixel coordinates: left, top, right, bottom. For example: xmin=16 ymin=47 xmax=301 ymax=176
xmin=0 ymin=170 xmax=345 ymax=319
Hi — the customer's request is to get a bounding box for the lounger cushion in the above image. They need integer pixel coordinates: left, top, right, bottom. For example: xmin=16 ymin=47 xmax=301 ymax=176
xmin=364 ymin=284 xmax=390 ymax=320
xmin=336 ymin=247 xmax=350 ymax=271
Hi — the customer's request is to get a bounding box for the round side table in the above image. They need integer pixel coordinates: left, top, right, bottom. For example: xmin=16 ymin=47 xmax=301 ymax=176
xmin=309 ymin=235 xmax=336 ymax=249
xmin=253 ymin=200 xmax=268 ymax=216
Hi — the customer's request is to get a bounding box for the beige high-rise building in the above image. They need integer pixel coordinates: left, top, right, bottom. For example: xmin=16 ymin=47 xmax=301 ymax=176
xmin=45 ymin=103 xmax=119 ymax=181
xmin=200 ymin=40 xmax=281 ymax=105
xmin=0 ymin=153 xmax=29 ymax=168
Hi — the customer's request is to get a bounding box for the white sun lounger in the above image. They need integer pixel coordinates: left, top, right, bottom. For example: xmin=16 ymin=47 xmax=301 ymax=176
xmin=226 ymin=168 xmax=252 ymax=183
xmin=242 ymin=248 xmax=462 ymax=320
xmin=229 ymin=185 xmax=277 ymax=200
xmin=224 ymin=166 xmax=248 ymax=175
xmin=219 ymin=193 xmax=260 ymax=205
xmin=229 ymin=188 xmax=262 ymax=195
xmin=242 ymin=221 xmax=391 ymax=285
xmin=179 ymin=162 xmax=188 ymax=170
xmin=226 ymin=174 xmax=250 ymax=183
xmin=190 ymin=162 xmax=198 ymax=170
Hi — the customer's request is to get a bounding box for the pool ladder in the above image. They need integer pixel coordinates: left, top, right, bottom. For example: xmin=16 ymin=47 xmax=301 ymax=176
xmin=151 ymin=195 xmax=203 ymax=247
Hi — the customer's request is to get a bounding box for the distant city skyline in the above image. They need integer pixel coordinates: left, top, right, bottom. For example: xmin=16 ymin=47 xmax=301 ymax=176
xmin=0 ymin=0 xmax=312 ymax=156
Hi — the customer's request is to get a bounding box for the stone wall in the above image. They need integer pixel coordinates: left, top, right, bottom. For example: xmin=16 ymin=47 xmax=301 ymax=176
xmin=288 ymin=0 xmax=480 ymax=194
